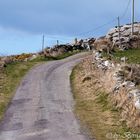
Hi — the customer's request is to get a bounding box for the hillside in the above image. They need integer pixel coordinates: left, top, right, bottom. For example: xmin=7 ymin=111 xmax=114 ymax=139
xmin=71 ymin=23 xmax=140 ymax=140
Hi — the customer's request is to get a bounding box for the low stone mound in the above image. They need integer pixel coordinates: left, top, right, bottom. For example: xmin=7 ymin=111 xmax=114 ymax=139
xmin=106 ymin=23 xmax=140 ymax=50
xmin=42 ymin=38 xmax=96 ymax=57
xmin=0 ymin=53 xmax=39 ymax=68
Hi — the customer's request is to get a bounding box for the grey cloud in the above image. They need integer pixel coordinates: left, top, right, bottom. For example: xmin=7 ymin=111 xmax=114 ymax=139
xmin=0 ymin=0 xmax=139 ymax=37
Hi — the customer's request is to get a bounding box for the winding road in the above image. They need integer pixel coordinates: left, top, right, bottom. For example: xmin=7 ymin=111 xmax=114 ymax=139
xmin=0 ymin=53 xmax=89 ymax=140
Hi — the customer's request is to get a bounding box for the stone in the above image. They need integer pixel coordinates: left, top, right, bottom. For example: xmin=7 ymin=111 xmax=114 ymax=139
xmin=121 ymin=81 xmax=135 ymax=88
xmin=95 ymin=51 xmax=102 ymax=60
xmin=116 ymin=76 xmax=124 ymax=82
xmin=24 ymin=58 xmax=28 ymax=62
xmin=113 ymin=85 xmax=120 ymax=92
xmin=112 ymin=32 xmax=119 ymax=37
xmin=129 ymin=89 xmax=140 ymax=98
xmin=29 ymin=54 xmax=38 ymax=61
xmin=0 ymin=61 xmax=6 ymax=68
xmin=106 ymin=22 xmax=140 ymax=50
xmin=120 ymin=57 xmax=128 ymax=63
xmin=1 ymin=57 xmax=12 ymax=64
xmin=107 ymin=27 xmax=118 ymax=36
xmin=103 ymin=60 xmax=111 ymax=68
xmin=134 ymin=99 xmax=140 ymax=110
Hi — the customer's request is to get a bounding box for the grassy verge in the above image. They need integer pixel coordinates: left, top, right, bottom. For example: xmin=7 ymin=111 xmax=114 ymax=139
xmin=0 ymin=51 xmax=81 ymax=120
xmin=53 ymin=51 xmax=81 ymax=60
xmin=71 ymin=63 xmax=137 ymax=140
xmin=105 ymin=49 xmax=140 ymax=64
xmin=0 ymin=61 xmax=40 ymax=120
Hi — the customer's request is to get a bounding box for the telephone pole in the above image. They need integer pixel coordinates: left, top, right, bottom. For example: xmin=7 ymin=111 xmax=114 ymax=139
xmin=132 ymin=0 xmax=135 ymax=35
xmin=42 ymin=35 xmax=45 ymax=52
xmin=117 ymin=16 xmax=121 ymax=48
xmin=57 ymin=40 xmax=59 ymax=46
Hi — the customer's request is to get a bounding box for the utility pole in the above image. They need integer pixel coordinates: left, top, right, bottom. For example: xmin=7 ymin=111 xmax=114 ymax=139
xmin=132 ymin=0 xmax=135 ymax=35
xmin=117 ymin=16 xmax=121 ymax=48
xmin=137 ymin=22 xmax=140 ymax=48
xmin=57 ymin=40 xmax=59 ymax=46
xmin=42 ymin=35 xmax=45 ymax=52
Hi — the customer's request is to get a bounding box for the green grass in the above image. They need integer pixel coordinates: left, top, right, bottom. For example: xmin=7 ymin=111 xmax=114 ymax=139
xmin=95 ymin=92 xmax=110 ymax=111
xmin=53 ymin=51 xmax=81 ymax=60
xmin=0 ymin=61 xmax=39 ymax=119
xmin=112 ymin=49 xmax=140 ymax=64
xmin=32 ymin=50 xmax=81 ymax=62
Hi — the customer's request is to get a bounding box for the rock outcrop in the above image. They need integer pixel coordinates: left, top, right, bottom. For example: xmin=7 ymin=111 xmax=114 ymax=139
xmin=106 ymin=23 xmax=140 ymax=50
xmin=43 ymin=38 xmax=96 ymax=57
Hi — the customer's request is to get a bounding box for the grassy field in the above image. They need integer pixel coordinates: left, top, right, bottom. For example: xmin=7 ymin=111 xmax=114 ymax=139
xmin=0 ymin=51 xmax=80 ymax=120
xmin=112 ymin=49 xmax=140 ymax=64
xmin=71 ymin=62 xmax=138 ymax=140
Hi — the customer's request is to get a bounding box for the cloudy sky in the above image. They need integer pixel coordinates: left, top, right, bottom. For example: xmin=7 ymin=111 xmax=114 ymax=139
xmin=0 ymin=0 xmax=140 ymax=55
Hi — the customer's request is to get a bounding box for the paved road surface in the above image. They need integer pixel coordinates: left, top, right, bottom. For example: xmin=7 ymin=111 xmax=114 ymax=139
xmin=0 ymin=53 xmax=90 ymax=140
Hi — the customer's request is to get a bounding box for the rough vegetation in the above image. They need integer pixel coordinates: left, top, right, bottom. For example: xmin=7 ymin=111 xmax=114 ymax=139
xmin=92 ymin=49 xmax=140 ymax=129
xmin=112 ymin=49 xmax=140 ymax=64
xmin=71 ymin=22 xmax=140 ymax=139
xmin=71 ymin=58 xmax=131 ymax=140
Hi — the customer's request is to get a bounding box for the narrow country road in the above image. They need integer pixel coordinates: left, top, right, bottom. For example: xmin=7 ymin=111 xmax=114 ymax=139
xmin=0 ymin=53 xmax=89 ymax=140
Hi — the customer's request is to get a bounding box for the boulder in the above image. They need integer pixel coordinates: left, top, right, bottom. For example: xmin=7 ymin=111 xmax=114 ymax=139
xmin=120 ymin=57 xmax=128 ymax=63
xmin=122 ymin=28 xmax=131 ymax=37
xmin=121 ymin=81 xmax=135 ymax=88
xmin=1 ymin=56 xmax=12 ymax=64
xmin=95 ymin=51 xmax=102 ymax=60
xmin=28 ymin=54 xmax=38 ymax=61
xmin=134 ymin=100 xmax=140 ymax=110
xmin=0 ymin=61 xmax=6 ymax=68
xmin=129 ymin=89 xmax=140 ymax=97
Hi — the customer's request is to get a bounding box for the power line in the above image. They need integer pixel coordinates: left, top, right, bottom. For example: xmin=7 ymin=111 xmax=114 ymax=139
xmin=120 ymin=0 xmax=131 ymax=19
xmin=42 ymin=35 xmax=45 ymax=52
xmin=76 ymin=18 xmax=116 ymax=36
xmin=117 ymin=16 xmax=122 ymax=47
xmin=75 ymin=0 xmax=132 ymax=37
xmin=43 ymin=0 xmax=133 ymax=42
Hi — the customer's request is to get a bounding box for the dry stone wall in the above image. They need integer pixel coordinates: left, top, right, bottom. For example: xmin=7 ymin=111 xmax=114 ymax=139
xmin=106 ymin=23 xmax=140 ymax=50
xmin=92 ymin=50 xmax=140 ymax=128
